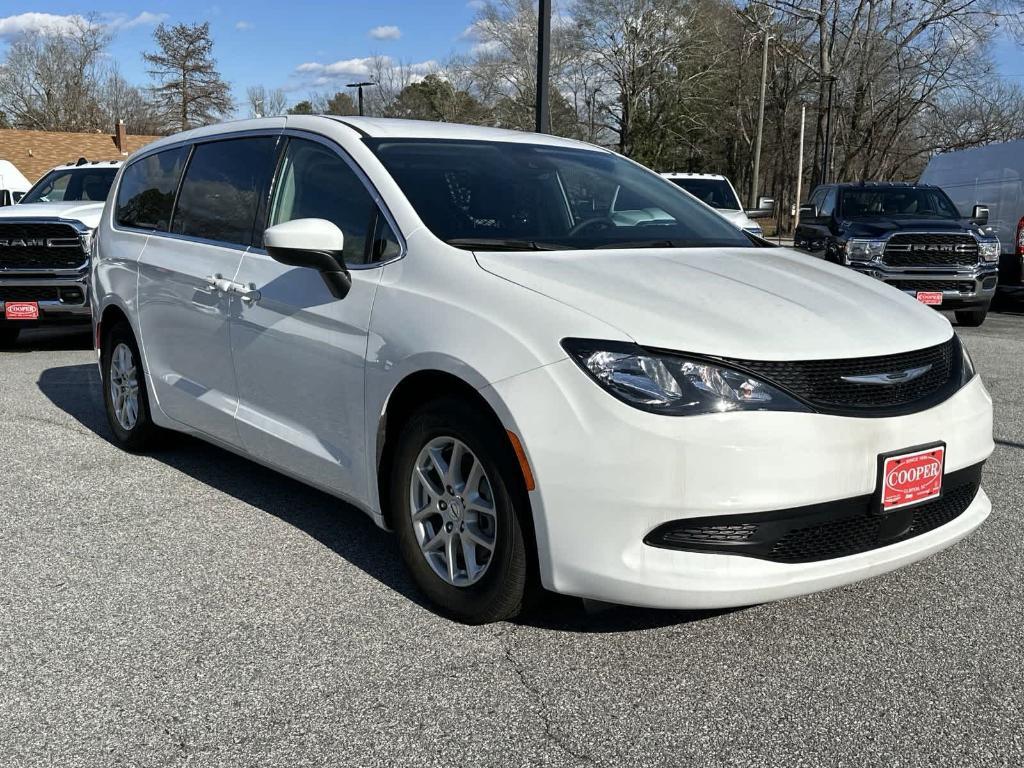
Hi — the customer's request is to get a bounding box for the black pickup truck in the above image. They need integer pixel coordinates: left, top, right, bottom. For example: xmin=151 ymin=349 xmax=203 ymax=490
xmin=794 ymin=182 xmax=1001 ymax=326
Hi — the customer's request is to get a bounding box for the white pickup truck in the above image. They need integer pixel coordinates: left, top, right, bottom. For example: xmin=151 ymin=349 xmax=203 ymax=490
xmin=0 ymin=160 xmax=120 ymax=347
xmin=0 ymin=160 xmax=31 ymax=207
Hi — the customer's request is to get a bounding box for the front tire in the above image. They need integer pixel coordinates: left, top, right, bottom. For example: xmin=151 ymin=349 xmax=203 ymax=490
xmin=390 ymin=399 xmax=531 ymax=624
xmin=102 ymin=322 xmax=162 ymax=452
xmin=955 ymin=309 xmax=987 ymax=327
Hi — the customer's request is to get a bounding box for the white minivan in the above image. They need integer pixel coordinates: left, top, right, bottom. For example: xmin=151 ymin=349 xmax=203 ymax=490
xmin=91 ymin=117 xmax=993 ymax=623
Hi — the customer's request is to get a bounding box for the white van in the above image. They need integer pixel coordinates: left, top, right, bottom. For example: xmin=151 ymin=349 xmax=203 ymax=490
xmin=0 ymin=159 xmax=31 ymax=207
xmin=920 ymin=140 xmax=1024 ymax=296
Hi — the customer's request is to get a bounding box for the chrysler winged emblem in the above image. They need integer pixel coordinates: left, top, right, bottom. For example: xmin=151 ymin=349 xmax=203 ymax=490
xmin=841 ymin=364 xmax=932 ymax=385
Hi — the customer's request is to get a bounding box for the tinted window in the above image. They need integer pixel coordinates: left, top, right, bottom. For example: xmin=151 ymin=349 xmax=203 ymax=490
xmin=116 ymin=147 xmax=189 ymax=230
xmin=367 ymin=139 xmax=752 ymax=251
xmin=668 ymin=178 xmax=741 ymax=210
xmin=820 ymin=187 xmax=838 ymax=217
xmin=172 ymin=137 xmax=278 ymax=245
xmin=268 ymin=138 xmax=381 ymax=265
xmin=838 ymin=187 xmax=961 ymax=219
xmin=21 ymin=167 xmax=117 ymax=204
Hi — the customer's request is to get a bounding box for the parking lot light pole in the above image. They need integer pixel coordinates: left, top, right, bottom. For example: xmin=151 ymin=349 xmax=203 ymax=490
xmin=535 ymin=0 xmax=551 ymax=133
xmin=347 ymin=81 xmax=375 ymax=116
xmin=750 ymin=29 xmax=771 ymax=209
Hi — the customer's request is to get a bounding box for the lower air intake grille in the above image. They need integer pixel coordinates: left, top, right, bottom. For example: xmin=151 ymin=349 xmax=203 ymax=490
xmin=644 ymin=462 xmax=983 ymax=564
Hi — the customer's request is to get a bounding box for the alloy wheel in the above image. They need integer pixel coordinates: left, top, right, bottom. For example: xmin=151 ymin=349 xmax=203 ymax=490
xmin=410 ymin=436 xmax=498 ymax=587
xmin=109 ymin=342 xmax=140 ymax=431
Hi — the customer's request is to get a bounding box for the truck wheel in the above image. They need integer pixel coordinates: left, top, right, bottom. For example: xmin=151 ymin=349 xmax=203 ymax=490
xmin=389 ymin=398 xmax=533 ymax=624
xmin=0 ymin=327 xmax=19 ymax=349
xmin=102 ymin=322 xmax=163 ymax=451
xmin=955 ymin=309 xmax=987 ymax=327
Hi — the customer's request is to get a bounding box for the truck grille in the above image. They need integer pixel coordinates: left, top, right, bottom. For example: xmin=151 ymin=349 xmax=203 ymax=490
xmin=0 ymin=286 xmax=61 ymax=301
xmin=0 ymin=222 xmax=86 ymax=270
xmin=883 ymin=233 xmax=978 ymax=268
xmin=718 ymin=337 xmax=959 ymax=416
xmin=886 ymin=279 xmax=975 ymax=293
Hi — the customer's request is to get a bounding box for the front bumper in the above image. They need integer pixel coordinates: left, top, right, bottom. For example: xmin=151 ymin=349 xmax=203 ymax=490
xmin=850 ymin=263 xmax=998 ymax=310
xmin=0 ymin=275 xmax=91 ymax=326
xmin=486 ymin=360 xmax=994 ymax=610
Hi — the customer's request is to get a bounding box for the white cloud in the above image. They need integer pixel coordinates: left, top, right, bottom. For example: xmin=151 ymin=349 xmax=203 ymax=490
xmin=235 ymin=20 xmax=254 ymax=31
xmin=0 ymin=12 xmax=91 ymax=38
xmin=105 ymin=11 xmax=168 ymax=30
xmin=0 ymin=11 xmax=166 ymax=39
xmin=369 ymin=25 xmax=401 ymax=41
xmin=290 ymin=56 xmax=438 ymax=90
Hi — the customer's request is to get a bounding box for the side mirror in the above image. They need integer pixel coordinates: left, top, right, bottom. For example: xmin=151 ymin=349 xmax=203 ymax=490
xmin=745 ymin=196 xmax=775 ymax=219
xmin=264 ymin=218 xmax=352 ymax=300
xmin=971 ymin=205 xmax=989 ymax=226
xmin=798 ymin=203 xmax=818 ymax=219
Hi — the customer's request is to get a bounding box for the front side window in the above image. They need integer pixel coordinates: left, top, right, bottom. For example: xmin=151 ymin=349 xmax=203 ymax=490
xmin=116 ymin=146 xmax=189 ymax=231
xmin=268 ymin=138 xmax=391 ymax=265
xmin=21 ymin=167 xmax=117 ymax=204
xmin=839 ymin=187 xmax=962 ymax=220
xmin=172 ymin=137 xmax=278 ymax=245
xmin=366 ymin=139 xmax=753 ymax=251
xmin=667 ymin=178 xmax=741 ymax=210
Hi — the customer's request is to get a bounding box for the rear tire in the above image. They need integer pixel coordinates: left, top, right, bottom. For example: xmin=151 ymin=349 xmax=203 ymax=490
xmin=955 ymin=309 xmax=987 ymax=327
xmin=389 ymin=398 xmax=532 ymax=624
xmin=102 ymin=321 xmax=163 ymax=452
xmin=0 ymin=326 xmax=19 ymax=349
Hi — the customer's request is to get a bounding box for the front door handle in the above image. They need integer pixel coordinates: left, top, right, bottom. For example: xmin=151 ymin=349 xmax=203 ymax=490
xmin=225 ymin=281 xmax=262 ymax=305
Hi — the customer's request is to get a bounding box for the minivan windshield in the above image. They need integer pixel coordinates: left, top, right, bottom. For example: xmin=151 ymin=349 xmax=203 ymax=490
xmin=667 ymin=177 xmax=741 ymax=210
xmin=366 ymin=139 xmax=755 ymax=251
xmin=839 ymin=187 xmax=961 ymax=220
xmin=21 ymin=167 xmax=118 ymax=205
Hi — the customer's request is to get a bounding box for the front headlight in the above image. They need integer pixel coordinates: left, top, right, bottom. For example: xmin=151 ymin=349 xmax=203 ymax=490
xmin=744 ymin=225 xmax=763 ymax=236
xmin=978 ymin=239 xmax=1000 ymax=263
xmin=562 ymin=339 xmax=811 ymax=416
xmin=845 ymin=239 xmax=886 ymax=262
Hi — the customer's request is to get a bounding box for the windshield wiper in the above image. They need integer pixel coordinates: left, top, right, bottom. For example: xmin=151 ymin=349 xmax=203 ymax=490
xmin=595 ymin=239 xmax=679 ymax=249
xmin=445 ymin=237 xmax=567 ymax=251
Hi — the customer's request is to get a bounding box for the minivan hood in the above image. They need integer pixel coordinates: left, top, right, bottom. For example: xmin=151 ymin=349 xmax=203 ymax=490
xmin=0 ymin=201 xmax=104 ymax=228
xmin=475 ymin=247 xmax=953 ymax=360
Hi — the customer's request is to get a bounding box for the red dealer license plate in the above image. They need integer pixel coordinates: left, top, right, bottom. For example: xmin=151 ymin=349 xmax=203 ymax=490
xmin=880 ymin=445 xmax=945 ymax=513
xmin=4 ymin=301 xmax=39 ymax=320
xmin=916 ymin=291 xmax=943 ymax=306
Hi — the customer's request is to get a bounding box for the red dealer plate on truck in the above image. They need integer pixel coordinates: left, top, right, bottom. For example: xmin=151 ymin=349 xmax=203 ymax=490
xmin=880 ymin=445 xmax=945 ymax=512
xmin=4 ymin=301 xmax=39 ymax=320
xmin=916 ymin=291 xmax=943 ymax=306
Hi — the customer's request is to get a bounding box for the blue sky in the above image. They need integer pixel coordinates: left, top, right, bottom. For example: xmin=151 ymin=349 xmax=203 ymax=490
xmin=1 ymin=2 xmax=1021 ymax=113
xmin=0 ymin=1 xmax=488 ymax=110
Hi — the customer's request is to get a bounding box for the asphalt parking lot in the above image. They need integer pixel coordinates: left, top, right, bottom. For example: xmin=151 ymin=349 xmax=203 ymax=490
xmin=1 ymin=308 xmax=1022 ymax=768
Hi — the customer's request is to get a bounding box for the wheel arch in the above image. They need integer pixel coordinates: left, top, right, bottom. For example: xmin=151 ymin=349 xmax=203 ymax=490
xmin=374 ymin=369 xmax=539 ymax=571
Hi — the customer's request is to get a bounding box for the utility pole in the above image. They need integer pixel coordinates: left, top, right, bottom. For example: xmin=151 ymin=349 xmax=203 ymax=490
xmin=535 ymin=0 xmax=551 ymax=133
xmin=794 ymin=104 xmax=806 ymax=234
xmin=347 ymin=81 xmax=375 ymax=116
xmin=750 ymin=28 xmax=770 ymax=209
xmin=819 ymin=76 xmax=836 ymax=186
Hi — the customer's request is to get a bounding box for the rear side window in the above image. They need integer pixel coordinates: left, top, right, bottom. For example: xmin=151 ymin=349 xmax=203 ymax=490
xmin=268 ymin=138 xmax=385 ymax=265
xmin=172 ymin=137 xmax=278 ymax=246
xmin=116 ymin=147 xmax=189 ymax=231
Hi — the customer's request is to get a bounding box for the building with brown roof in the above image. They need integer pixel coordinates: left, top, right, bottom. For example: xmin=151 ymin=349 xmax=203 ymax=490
xmin=0 ymin=122 xmax=162 ymax=183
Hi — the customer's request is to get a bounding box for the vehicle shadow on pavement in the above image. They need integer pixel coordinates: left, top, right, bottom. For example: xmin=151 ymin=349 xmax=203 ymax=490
xmin=4 ymin=326 xmax=92 ymax=352
xmin=38 ymin=362 xmax=730 ymax=632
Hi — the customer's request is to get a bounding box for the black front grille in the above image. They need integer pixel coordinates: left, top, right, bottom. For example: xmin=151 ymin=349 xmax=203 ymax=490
xmin=0 ymin=286 xmax=60 ymax=301
xmin=883 ymin=233 xmax=978 ymax=268
xmin=644 ymin=462 xmax=983 ymax=564
xmin=886 ymin=279 xmax=975 ymax=293
xmin=0 ymin=222 xmax=86 ymax=270
xmin=719 ymin=337 xmax=958 ymax=416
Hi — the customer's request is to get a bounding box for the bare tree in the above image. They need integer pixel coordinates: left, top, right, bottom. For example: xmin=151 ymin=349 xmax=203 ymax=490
xmin=246 ymin=85 xmax=288 ymax=117
xmin=0 ymin=17 xmax=111 ymax=131
xmin=144 ymin=22 xmax=233 ymax=132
